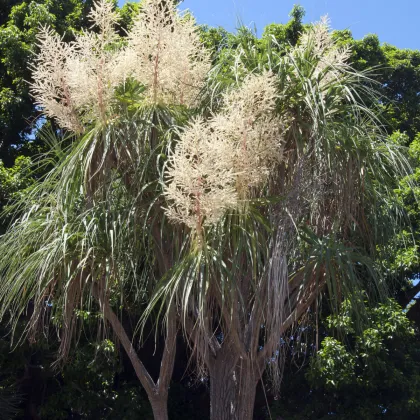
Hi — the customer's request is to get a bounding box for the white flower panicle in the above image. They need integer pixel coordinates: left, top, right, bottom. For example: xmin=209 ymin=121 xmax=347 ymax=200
xmin=31 ymin=28 xmax=83 ymax=133
xmin=127 ymin=0 xmax=211 ymax=106
xmin=31 ymin=0 xmax=210 ymax=131
xmin=88 ymin=0 xmax=119 ymax=42
xmin=299 ymin=16 xmax=332 ymax=59
xmin=212 ymin=72 xmax=285 ymax=197
xmin=222 ymin=71 xmax=278 ymax=120
xmin=298 ymin=16 xmax=351 ymax=87
xmin=31 ymin=0 xmax=129 ymax=129
xmin=164 ymin=118 xmax=238 ymax=232
xmin=164 ymin=72 xmax=286 ymax=230
xmin=65 ymin=28 xmax=129 ymax=123
xmin=70 ymin=0 xmax=128 ymax=120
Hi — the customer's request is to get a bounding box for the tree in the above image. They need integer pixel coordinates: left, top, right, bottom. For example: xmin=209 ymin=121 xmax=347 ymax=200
xmin=0 ymin=2 xmax=414 ymax=420
xmin=331 ymin=30 xmax=420 ymax=141
xmin=270 ymin=299 xmax=420 ymax=419
xmin=0 ymin=155 xmax=34 ymax=229
xmin=262 ymin=4 xmax=305 ymax=47
xmin=167 ymin=20 xmax=411 ymax=418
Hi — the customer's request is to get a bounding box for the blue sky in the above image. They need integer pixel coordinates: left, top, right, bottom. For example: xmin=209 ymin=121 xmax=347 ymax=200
xmin=118 ymin=0 xmax=420 ymax=50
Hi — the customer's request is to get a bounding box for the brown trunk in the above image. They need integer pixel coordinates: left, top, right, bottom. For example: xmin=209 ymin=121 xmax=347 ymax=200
xmin=237 ymin=358 xmax=258 ymax=420
xmin=150 ymin=396 xmax=169 ymax=420
xmin=209 ymin=347 xmax=258 ymax=420
xmin=209 ymin=350 xmax=238 ymax=420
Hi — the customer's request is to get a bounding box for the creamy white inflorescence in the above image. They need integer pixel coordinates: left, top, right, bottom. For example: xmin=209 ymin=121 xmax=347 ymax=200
xmin=164 ymin=72 xmax=286 ymax=230
xmin=164 ymin=118 xmax=238 ymax=231
xmin=30 ymin=0 xmax=211 ymax=131
xmin=127 ymin=0 xmax=211 ymax=106
xmin=297 ymin=16 xmax=351 ymax=88
xmin=212 ymin=71 xmax=285 ymax=197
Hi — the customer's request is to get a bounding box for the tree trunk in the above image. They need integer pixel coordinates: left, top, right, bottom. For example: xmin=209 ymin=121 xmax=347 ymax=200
xmin=150 ymin=395 xmax=169 ymax=420
xmin=209 ymin=347 xmax=258 ymax=420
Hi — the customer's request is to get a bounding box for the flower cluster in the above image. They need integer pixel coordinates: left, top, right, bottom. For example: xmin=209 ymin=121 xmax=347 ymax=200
xmin=164 ymin=118 xmax=238 ymax=231
xmin=31 ymin=0 xmax=132 ymax=130
xmin=31 ymin=29 xmax=83 ymax=133
xmin=164 ymin=72 xmax=286 ymax=231
xmin=297 ymin=16 xmax=351 ymax=87
xmin=127 ymin=0 xmax=211 ymax=106
xmin=31 ymin=0 xmax=210 ymax=132
xmin=213 ymin=72 xmax=284 ymax=197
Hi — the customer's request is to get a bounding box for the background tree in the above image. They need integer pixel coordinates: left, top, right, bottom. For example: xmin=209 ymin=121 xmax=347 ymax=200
xmin=268 ymin=298 xmax=420 ymax=420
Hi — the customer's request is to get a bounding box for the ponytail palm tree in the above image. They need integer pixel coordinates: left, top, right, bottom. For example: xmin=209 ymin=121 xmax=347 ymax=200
xmin=0 ymin=3 xmax=412 ymax=420
xmin=143 ymin=17 xmax=412 ymax=419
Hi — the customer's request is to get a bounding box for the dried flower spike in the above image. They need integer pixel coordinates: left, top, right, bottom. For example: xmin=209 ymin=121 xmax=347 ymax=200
xmin=212 ymin=72 xmax=285 ymax=197
xmin=164 ymin=118 xmax=238 ymax=231
xmin=297 ymin=16 xmax=351 ymax=87
xmin=127 ymin=0 xmax=211 ymax=106
xmin=31 ymin=0 xmax=131 ymax=131
xmin=31 ymin=28 xmax=84 ymax=133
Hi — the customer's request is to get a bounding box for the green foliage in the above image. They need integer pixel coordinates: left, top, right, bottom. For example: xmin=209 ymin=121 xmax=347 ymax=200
xmin=269 ymin=300 xmax=420 ymax=419
xmin=309 ymin=337 xmax=356 ymax=387
xmin=116 ymin=1 xmax=140 ymax=34
xmin=0 ymin=384 xmax=21 ymax=420
xmin=199 ymin=25 xmax=230 ymax=61
xmin=304 ymin=300 xmax=420 ymax=418
xmin=0 ymin=155 xmax=35 ymax=233
xmin=381 ymin=45 xmax=420 ymax=138
xmin=332 ymin=30 xmax=420 ymax=140
xmin=262 ymin=4 xmax=305 ymax=47
xmin=0 ymin=156 xmax=33 ymax=194
xmin=40 ymin=339 xmax=152 ymax=420
xmin=385 ymin=130 xmax=420 ymax=278
xmin=0 ymin=156 xmax=33 ymax=199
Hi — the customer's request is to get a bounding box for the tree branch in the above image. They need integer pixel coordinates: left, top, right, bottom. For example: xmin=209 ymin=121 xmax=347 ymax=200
xmin=246 ymin=276 xmax=267 ymax=355
xmin=157 ymin=301 xmax=177 ymax=394
xmin=184 ymin=311 xmax=220 ymax=365
xmin=213 ymin=285 xmax=247 ymax=358
xmin=257 ymin=272 xmax=325 ymax=365
xmin=92 ymin=283 xmax=157 ymax=397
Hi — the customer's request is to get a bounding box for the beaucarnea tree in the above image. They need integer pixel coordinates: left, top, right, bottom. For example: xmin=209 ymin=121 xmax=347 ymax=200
xmin=144 ymin=16 xmax=413 ymax=419
xmin=0 ymin=2 xmax=412 ymax=420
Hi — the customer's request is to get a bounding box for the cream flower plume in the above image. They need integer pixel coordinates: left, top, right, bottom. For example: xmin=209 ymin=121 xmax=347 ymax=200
xmin=212 ymin=72 xmax=285 ymax=197
xmin=164 ymin=118 xmax=238 ymax=231
xmin=127 ymin=0 xmax=211 ymax=106
xmin=31 ymin=0 xmax=211 ymax=132
xmin=31 ymin=28 xmax=82 ymax=133
xmin=31 ymin=0 xmax=130 ymax=130
xmin=298 ymin=16 xmax=351 ymax=87
xmin=164 ymin=72 xmax=286 ymax=230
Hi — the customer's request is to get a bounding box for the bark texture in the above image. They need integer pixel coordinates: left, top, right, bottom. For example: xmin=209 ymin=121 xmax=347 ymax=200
xmin=150 ymin=397 xmax=170 ymax=420
xmin=208 ymin=343 xmax=258 ymax=420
